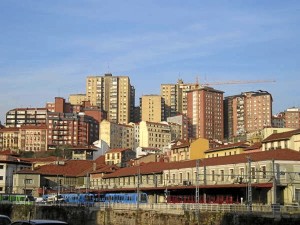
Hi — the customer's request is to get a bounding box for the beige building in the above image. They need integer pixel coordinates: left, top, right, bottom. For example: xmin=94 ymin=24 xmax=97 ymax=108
xmin=94 ymin=149 xmax=300 ymax=205
xmin=161 ymin=79 xmax=198 ymax=118
xmin=140 ymin=95 xmax=165 ymax=122
xmin=170 ymin=140 xmax=190 ymax=162
xmin=86 ymin=73 xmax=135 ymax=124
xmin=262 ymin=129 xmax=300 ymax=151
xmin=105 ymin=148 xmax=136 ymax=167
xmin=0 ymin=127 xmax=20 ymax=150
xmin=139 ymin=121 xmax=171 ymax=149
xmin=69 ymin=94 xmax=87 ymax=105
xmin=99 ymin=120 xmax=134 ymax=150
xmin=19 ymin=125 xmax=48 ymax=152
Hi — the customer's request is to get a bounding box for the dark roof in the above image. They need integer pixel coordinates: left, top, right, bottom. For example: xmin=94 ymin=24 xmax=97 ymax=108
xmin=262 ymin=129 xmax=300 ymax=143
xmin=103 ymin=148 xmax=300 ymax=178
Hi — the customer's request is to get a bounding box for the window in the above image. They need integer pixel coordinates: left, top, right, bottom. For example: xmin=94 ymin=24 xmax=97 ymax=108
xmin=230 ymin=169 xmax=234 ymax=179
xmin=251 ymin=167 xmax=256 ymax=179
xmin=0 ymin=165 xmax=3 ymax=169
xmin=211 ymin=170 xmax=215 ymax=181
xmin=0 ymin=176 xmax=3 ymax=180
xmin=220 ymin=170 xmax=224 ymax=181
xmin=24 ymin=179 xmax=33 ymax=184
xmin=261 ymin=166 xmax=267 ymax=179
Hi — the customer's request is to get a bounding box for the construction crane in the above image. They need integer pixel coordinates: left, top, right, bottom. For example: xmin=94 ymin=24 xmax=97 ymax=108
xmin=197 ymin=79 xmax=276 ymax=87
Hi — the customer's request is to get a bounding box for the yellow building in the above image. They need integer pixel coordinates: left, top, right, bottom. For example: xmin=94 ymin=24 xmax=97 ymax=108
xmin=204 ymin=142 xmax=250 ymax=158
xmin=189 ymin=137 xmax=209 ymax=160
xmin=86 ymin=73 xmax=134 ymax=124
xmin=105 ymin=148 xmax=136 ymax=167
xmin=161 ymin=79 xmax=198 ymax=118
xmin=140 ymin=95 xmax=165 ymax=122
xmin=99 ymin=120 xmax=134 ymax=149
xmin=69 ymin=94 xmax=87 ymax=105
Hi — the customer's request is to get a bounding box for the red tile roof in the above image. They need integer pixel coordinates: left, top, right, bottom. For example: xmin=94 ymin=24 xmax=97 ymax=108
xmin=17 ymin=160 xmax=99 ymax=177
xmin=103 ymin=148 xmax=300 ymax=178
xmin=171 ymin=140 xmax=190 ymax=149
xmin=262 ymin=129 xmax=300 ymax=142
xmin=205 ymin=141 xmax=249 ymax=153
xmin=244 ymin=142 xmax=262 ymax=151
xmin=90 ymin=164 xmax=119 ymax=174
xmin=22 ymin=156 xmax=64 ymax=163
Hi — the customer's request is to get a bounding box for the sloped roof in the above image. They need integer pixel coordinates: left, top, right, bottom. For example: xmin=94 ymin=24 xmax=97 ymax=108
xmin=244 ymin=142 xmax=262 ymax=151
xmin=205 ymin=141 xmax=249 ymax=153
xmin=171 ymin=140 xmax=190 ymax=149
xmin=17 ymin=160 xmax=97 ymax=177
xmin=23 ymin=156 xmax=64 ymax=163
xmin=262 ymin=129 xmax=300 ymax=143
xmin=103 ymin=148 xmax=300 ymax=178
xmin=90 ymin=164 xmax=119 ymax=174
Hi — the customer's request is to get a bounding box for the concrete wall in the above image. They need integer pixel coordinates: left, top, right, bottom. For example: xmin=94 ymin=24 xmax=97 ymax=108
xmin=2 ymin=204 xmax=300 ymax=225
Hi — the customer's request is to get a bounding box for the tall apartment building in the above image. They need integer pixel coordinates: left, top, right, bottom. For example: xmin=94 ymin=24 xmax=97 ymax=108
xmin=161 ymin=79 xmax=198 ymax=118
xmin=139 ymin=121 xmax=171 ymax=149
xmin=285 ymin=108 xmax=300 ymax=129
xmin=224 ymin=90 xmax=273 ymax=140
xmin=99 ymin=120 xmax=134 ymax=150
xmin=140 ymin=95 xmax=165 ymax=122
xmin=47 ymin=112 xmax=99 ymax=147
xmin=5 ymin=108 xmax=47 ymax=127
xmin=187 ymin=87 xmax=224 ymax=141
xmin=86 ymin=73 xmax=135 ymax=124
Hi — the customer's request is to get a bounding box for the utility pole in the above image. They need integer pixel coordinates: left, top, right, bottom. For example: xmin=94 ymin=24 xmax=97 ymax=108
xmin=272 ymin=159 xmax=277 ymax=204
xmin=136 ymin=167 xmax=140 ymax=210
xmin=195 ymin=159 xmax=200 ymax=203
xmin=247 ymin=157 xmax=252 ymax=213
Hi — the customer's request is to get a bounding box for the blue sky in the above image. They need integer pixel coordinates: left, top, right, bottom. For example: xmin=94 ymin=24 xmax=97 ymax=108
xmin=0 ymin=0 xmax=299 ymax=124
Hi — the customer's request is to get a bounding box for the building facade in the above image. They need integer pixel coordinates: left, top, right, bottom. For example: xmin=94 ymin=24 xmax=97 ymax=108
xmin=187 ymin=87 xmax=224 ymax=141
xmin=5 ymin=108 xmax=47 ymax=128
xmin=19 ymin=125 xmax=48 ymax=152
xmin=285 ymin=108 xmax=300 ymax=129
xmin=99 ymin=120 xmax=134 ymax=150
xmin=47 ymin=112 xmax=99 ymax=147
xmin=161 ymin=79 xmax=198 ymax=118
xmin=139 ymin=121 xmax=171 ymax=149
xmin=140 ymin=95 xmax=165 ymax=122
xmin=0 ymin=127 xmax=20 ymax=150
xmin=86 ymin=73 xmax=135 ymax=124
xmin=224 ymin=90 xmax=273 ymax=140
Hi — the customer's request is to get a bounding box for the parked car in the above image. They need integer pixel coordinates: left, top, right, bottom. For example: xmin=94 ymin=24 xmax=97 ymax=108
xmin=0 ymin=215 xmax=12 ymax=225
xmin=10 ymin=219 xmax=68 ymax=225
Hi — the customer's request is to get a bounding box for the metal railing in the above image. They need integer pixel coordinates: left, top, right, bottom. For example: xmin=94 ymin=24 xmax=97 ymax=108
xmin=92 ymin=202 xmax=300 ymax=214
